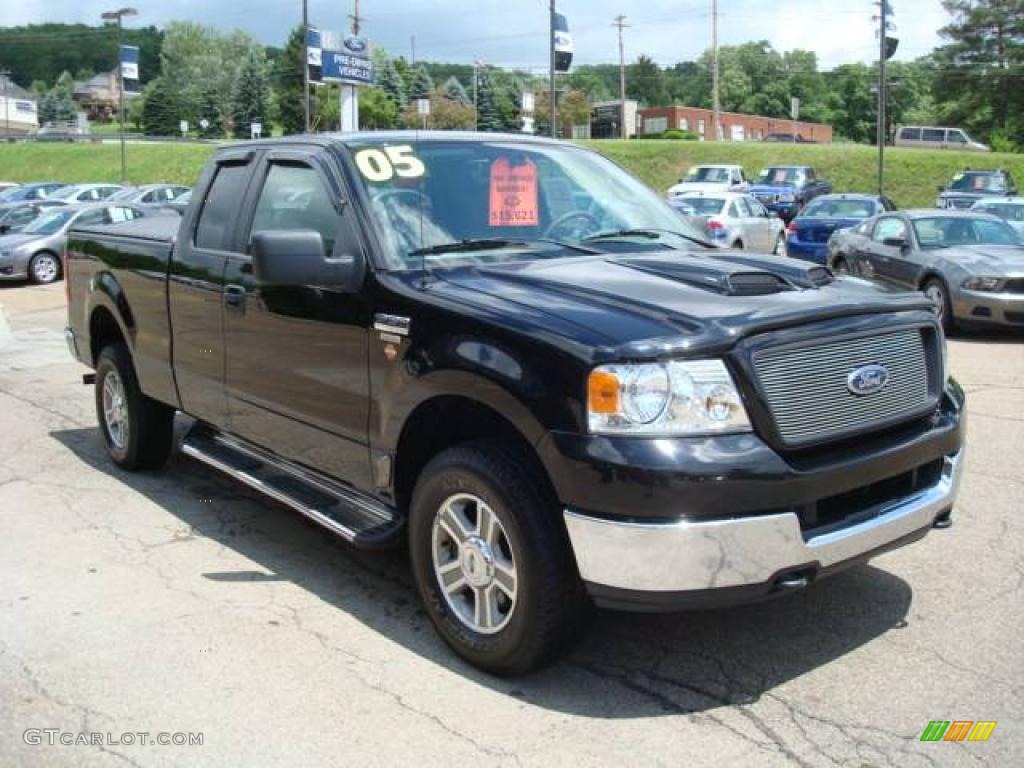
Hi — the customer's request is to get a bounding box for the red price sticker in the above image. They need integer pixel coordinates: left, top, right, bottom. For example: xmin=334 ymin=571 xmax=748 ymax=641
xmin=489 ymin=158 xmax=539 ymax=227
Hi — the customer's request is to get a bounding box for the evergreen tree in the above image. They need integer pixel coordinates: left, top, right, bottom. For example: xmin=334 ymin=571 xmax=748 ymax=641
xmin=141 ymin=76 xmax=180 ymax=135
xmin=272 ymin=26 xmax=306 ymax=135
xmin=37 ymin=92 xmax=57 ymax=125
xmin=359 ymin=86 xmax=399 ymax=129
xmin=230 ymin=51 xmax=269 ymax=138
xmin=196 ymin=81 xmax=224 ymax=138
xmin=377 ymin=58 xmax=407 ymax=111
xmin=475 ymin=68 xmax=501 ymax=131
xmin=409 ymin=65 xmax=434 ymax=101
xmin=500 ymin=77 xmax=523 ymax=132
xmin=442 ymin=76 xmax=471 ymax=105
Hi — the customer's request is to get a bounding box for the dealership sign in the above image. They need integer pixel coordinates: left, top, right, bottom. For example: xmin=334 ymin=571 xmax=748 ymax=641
xmin=307 ymin=28 xmax=373 ymax=87
xmin=553 ymin=13 xmax=573 ymax=73
xmin=120 ymin=45 xmax=141 ymax=93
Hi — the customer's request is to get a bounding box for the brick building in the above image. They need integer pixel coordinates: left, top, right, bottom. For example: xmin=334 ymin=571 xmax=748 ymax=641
xmin=637 ymin=105 xmax=833 ymax=143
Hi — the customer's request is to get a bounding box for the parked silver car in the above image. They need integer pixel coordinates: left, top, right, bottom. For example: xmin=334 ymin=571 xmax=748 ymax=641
xmin=827 ymin=210 xmax=1024 ymax=330
xmin=670 ymin=191 xmax=785 ymax=253
xmin=970 ymin=196 xmax=1024 ymax=236
xmin=109 ymin=184 xmax=192 ymax=206
xmin=0 ymin=200 xmax=67 ymax=235
xmin=47 ymin=183 xmax=126 ymax=203
xmin=0 ymin=203 xmax=146 ymax=284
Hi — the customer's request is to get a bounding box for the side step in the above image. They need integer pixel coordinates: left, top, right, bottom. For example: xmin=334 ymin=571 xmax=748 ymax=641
xmin=181 ymin=426 xmax=403 ymax=549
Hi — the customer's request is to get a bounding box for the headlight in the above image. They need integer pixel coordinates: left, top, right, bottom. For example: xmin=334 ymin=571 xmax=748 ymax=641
xmin=962 ymin=276 xmax=1004 ymax=292
xmin=587 ymin=360 xmax=752 ymax=436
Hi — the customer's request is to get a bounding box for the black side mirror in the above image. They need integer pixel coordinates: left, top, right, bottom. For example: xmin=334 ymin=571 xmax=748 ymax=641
xmin=252 ymin=230 xmax=365 ymax=292
xmin=882 ymin=236 xmax=908 ymax=249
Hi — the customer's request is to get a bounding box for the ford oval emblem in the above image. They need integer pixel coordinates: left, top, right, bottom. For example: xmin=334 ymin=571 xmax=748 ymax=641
xmin=847 ymin=364 xmax=889 ymax=396
xmin=344 ymin=35 xmax=368 ymax=53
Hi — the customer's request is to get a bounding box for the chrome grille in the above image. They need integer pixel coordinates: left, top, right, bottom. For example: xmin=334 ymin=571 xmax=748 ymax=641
xmin=753 ymin=329 xmax=934 ymax=447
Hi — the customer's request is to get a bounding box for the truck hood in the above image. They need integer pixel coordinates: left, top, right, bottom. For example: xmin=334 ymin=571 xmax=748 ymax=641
xmin=432 ymin=250 xmax=933 ymax=359
xmin=748 ymin=183 xmax=797 ymax=198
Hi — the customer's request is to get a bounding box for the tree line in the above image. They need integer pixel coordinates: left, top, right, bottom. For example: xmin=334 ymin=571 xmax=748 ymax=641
xmin=0 ymin=1 xmax=1019 ymax=148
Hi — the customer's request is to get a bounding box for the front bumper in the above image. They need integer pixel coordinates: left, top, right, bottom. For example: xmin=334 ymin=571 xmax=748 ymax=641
xmin=565 ymin=449 xmax=963 ymax=611
xmin=953 ymin=288 xmax=1024 ymax=327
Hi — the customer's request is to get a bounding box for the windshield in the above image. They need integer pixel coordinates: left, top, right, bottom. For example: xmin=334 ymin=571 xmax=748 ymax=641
xmin=109 ymin=188 xmax=139 ymax=201
xmin=347 ymin=140 xmax=709 ymax=269
xmin=975 ymin=202 xmax=1024 ymax=222
xmin=684 ymin=167 xmax=731 ymax=183
xmin=801 ymin=198 xmax=877 ymax=219
xmin=23 ymin=209 xmax=74 ymax=235
xmin=47 ymin=186 xmax=79 ymax=200
xmin=912 ymin=216 xmax=1022 ymax=248
xmin=950 ymin=173 xmax=1007 ymax=193
xmin=755 ymin=168 xmax=804 ymax=186
xmin=674 ymin=197 xmax=725 ymax=216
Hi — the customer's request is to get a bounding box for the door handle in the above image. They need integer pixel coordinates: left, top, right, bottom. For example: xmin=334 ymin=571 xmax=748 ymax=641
xmin=224 ymin=284 xmax=246 ymax=309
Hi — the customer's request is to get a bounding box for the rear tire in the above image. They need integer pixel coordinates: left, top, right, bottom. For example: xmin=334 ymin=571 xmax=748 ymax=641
xmin=922 ymin=277 xmax=954 ymax=334
xmin=833 ymin=256 xmax=851 ymax=275
xmin=95 ymin=343 xmax=175 ymax=470
xmin=733 ymin=239 xmax=744 ymax=250
xmin=408 ymin=440 xmax=588 ymax=675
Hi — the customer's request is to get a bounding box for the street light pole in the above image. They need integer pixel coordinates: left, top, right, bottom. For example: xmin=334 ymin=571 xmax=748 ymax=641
xmin=549 ymin=1 xmax=556 ymax=138
xmin=102 ymin=7 xmax=137 ymax=183
xmin=877 ymin=1 xmax=887 ymax=196
xmin=1 ymin=68 xmax=10 ymax=139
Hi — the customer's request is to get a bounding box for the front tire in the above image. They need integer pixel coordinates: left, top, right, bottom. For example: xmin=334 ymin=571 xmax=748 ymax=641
xmin=95 ymin=343 xmax=175 ymax=470
xmin=409 ymin=440 xmax=588 ymax=675
xmin=922 ymin=277 xmax=954 ymax=333
xmin=28 ymin=251 xmax=61 ymax=284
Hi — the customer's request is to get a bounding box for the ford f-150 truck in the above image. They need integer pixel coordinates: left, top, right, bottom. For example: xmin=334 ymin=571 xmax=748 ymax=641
xmin=748 ymin=166 xmax=832 ymax=222
xmin=66 ymin=133 xmax=964 ymax=675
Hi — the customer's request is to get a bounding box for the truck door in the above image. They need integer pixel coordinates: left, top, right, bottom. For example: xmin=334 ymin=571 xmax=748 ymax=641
xmin=222 ymin=149 xmax=373 ymax=490
xmin=169 ymin=150 xmax=257 ymax=427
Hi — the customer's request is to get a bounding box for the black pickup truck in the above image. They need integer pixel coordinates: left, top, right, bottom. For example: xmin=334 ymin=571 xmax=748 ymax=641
xmin=66 ymin=133 xmax=965 ymax=675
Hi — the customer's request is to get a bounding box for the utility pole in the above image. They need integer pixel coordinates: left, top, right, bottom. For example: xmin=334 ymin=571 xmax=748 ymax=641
xmin=101 ymin=7 xmax=137 ymax=183
xmin=349 ymin=0 xmax=362 ymax=35
xmin=549 ymin=1 xmax=557 ymax=138
xmin=613 ymin=16 xmax=629 ymax=140
xmin=302 ymin=0 xmax=309 ymax=132
xmin=411 ymin=35 xmax=416 ymax=65
xmin=0 ymin=68 xmax=10 ymax=138
xmin=473 ymin=59 xmax=480 ymax=131
xmin=876 ymin=0 xmax=888 ymax=196
xmin=711 ymin=0 xmax=720 ymax=141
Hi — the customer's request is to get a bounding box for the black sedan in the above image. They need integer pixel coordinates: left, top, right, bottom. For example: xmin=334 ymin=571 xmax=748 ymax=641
xmin=827 ymin=209 xmax=1024 ymax=330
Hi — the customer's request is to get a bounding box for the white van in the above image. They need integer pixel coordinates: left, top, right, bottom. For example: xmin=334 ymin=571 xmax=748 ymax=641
xmin=895 ymin=126 xmax=990 ymax=152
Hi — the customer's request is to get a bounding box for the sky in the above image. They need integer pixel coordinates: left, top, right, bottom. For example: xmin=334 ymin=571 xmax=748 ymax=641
xmin=5 ymin=0 xmax=952 ymax=72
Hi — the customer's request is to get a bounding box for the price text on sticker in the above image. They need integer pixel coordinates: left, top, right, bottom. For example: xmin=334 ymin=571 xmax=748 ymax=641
xmin=489 ymin=158 xmax=539 ymax=227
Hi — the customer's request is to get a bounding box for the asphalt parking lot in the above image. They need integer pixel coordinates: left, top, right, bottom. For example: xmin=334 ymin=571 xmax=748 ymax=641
xmin=1 ymin=281 xmax=1021 ymax=767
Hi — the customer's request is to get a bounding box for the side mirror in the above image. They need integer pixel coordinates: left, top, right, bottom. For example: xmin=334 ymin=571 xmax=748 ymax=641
xmin=252 ymin=229 xmax=365 ymax=292
xmin=882 ymin=236 xmax=907 ymax=249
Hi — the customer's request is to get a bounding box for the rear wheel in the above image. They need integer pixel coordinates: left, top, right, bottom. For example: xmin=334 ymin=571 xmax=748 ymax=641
xmin=922 ymin=277 xmax=954 ymax=333
xmin=733 ymin=239 xmax=744 ymax=250
xmin=28 ymin=251 xmax=61 ymax=284
xmin=95 ymin=343 xmax=175 ymax=470
xmin=409 ymin=440 xmax=588 ymax=675
xmin=833 ymin=256 xmax=851 ymax=275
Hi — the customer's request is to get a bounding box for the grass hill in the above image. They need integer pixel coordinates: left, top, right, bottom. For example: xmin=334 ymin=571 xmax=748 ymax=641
xmin=2 ymin=139 xmax=1022 ymax=209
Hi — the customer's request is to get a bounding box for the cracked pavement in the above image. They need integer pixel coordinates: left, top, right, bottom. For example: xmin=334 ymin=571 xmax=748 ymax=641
xmin=1 ymin=282 xmax=1021 ymax=767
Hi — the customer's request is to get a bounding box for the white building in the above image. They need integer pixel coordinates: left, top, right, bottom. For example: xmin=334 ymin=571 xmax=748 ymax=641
xmin=0 ymin=75 xmax=39 ymax=136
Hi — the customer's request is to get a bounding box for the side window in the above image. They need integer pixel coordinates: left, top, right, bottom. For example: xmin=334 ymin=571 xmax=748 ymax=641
xmin=141 ymin=190 xmax=158 ymax=203
xmin=8 ymin=208 xmax=37 ymax=226
xmin=922 ymin=128 xmax=945 ymax=142
xmin=76 ymin=210 xmax=107 ymax=227
xmin=947 ymin=130 xmax=967 ymax=144
xmin=805 ymin=168 xmax=816 ymax=181
xmin=873 ymin=217 xmax=907 ymax=243
xmin=900 ymin=127 xmax=921 ymax=141
xmin=249 ymin=163 xmax=340 ymax=252
xmin=108 ymin=206 xmax=141 ymax=223
xmin=727 ymin=201 xmax=741 ymax=219
xmin=195 ymin=163 xmax=251 ymax=251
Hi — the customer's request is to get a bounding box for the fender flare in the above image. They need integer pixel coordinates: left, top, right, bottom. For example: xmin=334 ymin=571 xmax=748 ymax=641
xmin=85 ymin=271 xmax=136 ymax=363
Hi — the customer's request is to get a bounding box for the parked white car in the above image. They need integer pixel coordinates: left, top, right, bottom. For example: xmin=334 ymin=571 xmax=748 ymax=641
xmin=970 ymin=196 xmax=1024 ymax=236
xmin=666 ymin=164 xmax=748 ymax=198
xmin=670 ymin=191 xmax=786 ymax=253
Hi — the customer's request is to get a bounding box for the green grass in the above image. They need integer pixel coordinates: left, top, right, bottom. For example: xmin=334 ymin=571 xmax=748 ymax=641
xmin=1 ymin=138 xmax=1022 ymax=208
xmin=584 ymin=140 xmax=1024 ymax=208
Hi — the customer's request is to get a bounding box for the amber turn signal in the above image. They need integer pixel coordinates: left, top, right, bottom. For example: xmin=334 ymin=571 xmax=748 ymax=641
xmin=588 ymin=370 xmax=621 ymax=414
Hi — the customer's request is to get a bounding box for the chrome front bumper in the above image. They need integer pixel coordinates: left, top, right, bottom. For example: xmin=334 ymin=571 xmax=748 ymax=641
xmin=564 ymin=450 xmax=963 ymax=597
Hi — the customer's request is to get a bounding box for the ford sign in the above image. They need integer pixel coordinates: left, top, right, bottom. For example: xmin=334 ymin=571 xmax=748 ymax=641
xmin=847 ymin=364 xmax=889 ymax=396
xmin=344 ymin=35 xmax=368 ymax=54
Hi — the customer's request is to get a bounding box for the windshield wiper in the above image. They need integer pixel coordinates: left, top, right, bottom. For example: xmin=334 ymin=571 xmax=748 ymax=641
xmin=582 ymin=228 xmax=712 ymax=248
xmin=409 ymin=237 xmax=599 ymax=258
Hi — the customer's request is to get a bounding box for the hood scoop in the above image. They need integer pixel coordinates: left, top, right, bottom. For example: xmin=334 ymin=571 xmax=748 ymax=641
xmin=612 ymin=255 xmax=821 ymax=296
